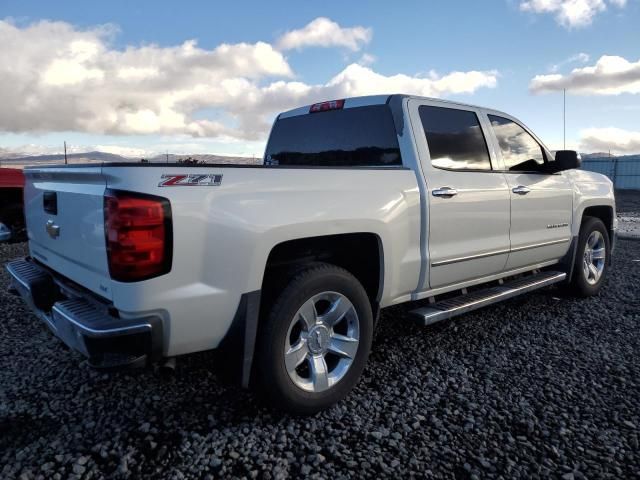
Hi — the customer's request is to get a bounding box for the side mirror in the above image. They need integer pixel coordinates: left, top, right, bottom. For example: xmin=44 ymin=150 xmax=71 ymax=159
xmin=551 ymin=150 xmax=581 ymax=172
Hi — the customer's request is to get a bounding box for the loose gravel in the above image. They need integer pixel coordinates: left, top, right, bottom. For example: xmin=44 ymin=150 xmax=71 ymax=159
xmin=1 ymin=238 xmax=639 ymax=479
xmin=617 ymin=191 xmax=640 ymax=239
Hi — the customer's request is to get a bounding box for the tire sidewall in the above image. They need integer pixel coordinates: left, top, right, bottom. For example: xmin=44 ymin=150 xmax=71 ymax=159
xmin=257 ymin=265 xmax=373 ymax=414
xmin=573 ymin=217 xmax=610 ymax=296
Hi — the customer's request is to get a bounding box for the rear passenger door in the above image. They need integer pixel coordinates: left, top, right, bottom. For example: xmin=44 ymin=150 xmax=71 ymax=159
xmin=409 ymin=100 xmax=511 ymax=289
xmin=485 ymin=114 xmax=573 ymax=270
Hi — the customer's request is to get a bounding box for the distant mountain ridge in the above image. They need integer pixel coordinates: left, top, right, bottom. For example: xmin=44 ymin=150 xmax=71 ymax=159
xmin=1 ymin=151 xmax=128 ymax=164
xmin=0 ymin=151 xmax=261 ymax=167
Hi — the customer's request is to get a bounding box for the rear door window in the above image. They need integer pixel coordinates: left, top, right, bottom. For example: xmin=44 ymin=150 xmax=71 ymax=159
xmin=419 ymin=105 xmax=492 ymax=171
xmin=264 ymin=105 xmax=401 ymax=167
xmin=488 ymin=115 xmax=546 ymax=171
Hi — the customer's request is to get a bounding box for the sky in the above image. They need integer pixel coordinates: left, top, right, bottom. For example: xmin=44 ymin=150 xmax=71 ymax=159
xmin=0 ymin=0 xmax=639 ymax=158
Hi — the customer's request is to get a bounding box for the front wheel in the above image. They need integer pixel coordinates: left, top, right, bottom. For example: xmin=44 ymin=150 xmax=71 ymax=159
xmin=568 ymin=216 xmax=610 ymax=297
xmin=255 ymin=263 xmax=373 ymax=415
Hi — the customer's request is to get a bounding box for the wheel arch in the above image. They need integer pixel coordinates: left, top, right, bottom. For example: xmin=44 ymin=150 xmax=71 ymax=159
xmin=581 ymin=205 xmax=614 ymax=241
xmin=562 ymin=204 xmax=615 ymax=283
xmin=221 ymin=232 xmax=385 ymax=389
xmin=261 ymin=232 xmax=385 ymax=307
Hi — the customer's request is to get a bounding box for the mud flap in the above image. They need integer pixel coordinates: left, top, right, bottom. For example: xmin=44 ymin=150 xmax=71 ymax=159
xmin=218 ymin=290 xmax=261 ymax=388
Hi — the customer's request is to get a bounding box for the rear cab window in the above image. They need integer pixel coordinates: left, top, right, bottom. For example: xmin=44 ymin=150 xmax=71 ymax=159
xmin=264 ymin=105 xmax=402 ymax=167
xmin=418 ymin=105 xmax=492 ymax=171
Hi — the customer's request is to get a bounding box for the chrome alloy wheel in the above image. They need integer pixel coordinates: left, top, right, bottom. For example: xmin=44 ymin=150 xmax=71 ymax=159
xmin=583 ymin=230 xmax=606 ymax=285
xmin=284 ymin=291 xmax=360 ymax=393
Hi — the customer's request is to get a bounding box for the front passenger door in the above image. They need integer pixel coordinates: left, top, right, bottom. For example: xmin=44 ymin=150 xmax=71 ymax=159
xmin=487 ymin=115 xmax=573 ymax=270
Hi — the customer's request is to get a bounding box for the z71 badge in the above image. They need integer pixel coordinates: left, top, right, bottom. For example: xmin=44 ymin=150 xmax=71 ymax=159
xmin=159 ymin=174 xmax=223 ymax=187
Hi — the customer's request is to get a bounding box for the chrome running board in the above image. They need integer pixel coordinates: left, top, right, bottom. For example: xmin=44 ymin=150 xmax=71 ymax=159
xmin=410 ymin=271 xmax=566 ymax=326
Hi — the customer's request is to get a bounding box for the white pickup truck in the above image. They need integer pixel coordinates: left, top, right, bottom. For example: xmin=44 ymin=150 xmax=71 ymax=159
xmin=7 ymin=95 xmax=616 ymax=414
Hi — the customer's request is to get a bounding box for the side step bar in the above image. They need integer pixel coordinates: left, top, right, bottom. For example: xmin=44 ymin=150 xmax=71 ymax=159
xmin=410 ymin=271 xmax=566 ymax=326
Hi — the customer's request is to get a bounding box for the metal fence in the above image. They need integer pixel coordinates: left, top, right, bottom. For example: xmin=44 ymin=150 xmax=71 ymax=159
xmin=581 ymin=158 xmax=640 ymax=190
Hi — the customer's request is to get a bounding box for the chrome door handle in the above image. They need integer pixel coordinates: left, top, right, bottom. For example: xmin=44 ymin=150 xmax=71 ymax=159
xmin=432 ymin=187 xmax=458 ymax=198
xmin=512 ymin=185 xmax=531 ymax=195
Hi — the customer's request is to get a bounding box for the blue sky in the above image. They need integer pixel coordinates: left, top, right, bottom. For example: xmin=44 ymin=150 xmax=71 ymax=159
xmin=1 ymin=0 xmax=639 ymax=158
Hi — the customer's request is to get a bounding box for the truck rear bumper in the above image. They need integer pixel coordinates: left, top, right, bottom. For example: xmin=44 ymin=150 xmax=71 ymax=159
xmin=6 ymin=258 xmax=163 ymax=368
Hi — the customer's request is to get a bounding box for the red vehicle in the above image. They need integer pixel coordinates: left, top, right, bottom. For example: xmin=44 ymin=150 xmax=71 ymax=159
xmin=0 ymin=168 xmax=25 ymax=242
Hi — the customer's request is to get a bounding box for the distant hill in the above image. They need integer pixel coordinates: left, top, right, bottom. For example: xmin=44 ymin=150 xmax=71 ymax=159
xmin=0 ymin=151 xmax=128 ymax=166
xmin=0 ymin=151 xmax=261 ymax=168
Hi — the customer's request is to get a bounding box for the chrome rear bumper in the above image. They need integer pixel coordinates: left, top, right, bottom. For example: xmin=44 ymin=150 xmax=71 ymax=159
xmin=6 ymin=258 xmax=163 ymax=368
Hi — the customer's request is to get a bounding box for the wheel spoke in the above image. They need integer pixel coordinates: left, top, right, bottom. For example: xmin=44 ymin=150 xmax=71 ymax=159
xmin=592 ymin=247 xmax=606 ymax=260
xmin=285 ymin=341 xmax=309 ymax=374
xmin=298 ymin=298 xmax=318 ymax=330
xmin=286 ymin=290 xmax=361 ymax=393
xmin=328 ymin=333 xmax=358 ymax=359
xmin=588 ymin=263 xmax=599 ymax=280
xmin=309 ymin=355 xmax=329 ymax=391
xmin=321 ymin=296 xmax=353 ymax=327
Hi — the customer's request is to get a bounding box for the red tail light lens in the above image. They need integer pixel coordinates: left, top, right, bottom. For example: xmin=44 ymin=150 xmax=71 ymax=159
xmin=309 ymin=99 xmax=345 ymax=113
xmin=104 ymin=190 xmax=172 ymax=282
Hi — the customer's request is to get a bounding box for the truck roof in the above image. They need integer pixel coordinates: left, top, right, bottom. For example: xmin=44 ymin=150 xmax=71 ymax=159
xmin=278 ymin=94 xmax=506 ymax=119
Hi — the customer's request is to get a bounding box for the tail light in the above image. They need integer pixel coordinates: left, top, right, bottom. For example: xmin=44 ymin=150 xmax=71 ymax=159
xmin=104 ymin=189 xmax=172 ymax=282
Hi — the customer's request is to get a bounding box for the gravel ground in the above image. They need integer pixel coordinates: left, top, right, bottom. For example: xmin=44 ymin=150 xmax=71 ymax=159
xmin=1 ymin=241 xmax=639 ymax=478
xmin=617 ymin=191 xmax=640 ymax=239
xmin=616 ymin=190 xmax=640 ymax=214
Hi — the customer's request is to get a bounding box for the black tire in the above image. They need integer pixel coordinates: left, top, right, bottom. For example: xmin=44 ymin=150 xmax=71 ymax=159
xmin=567 ymin=216 xmax=610 ymax=297
xmin=255 ymin=263 xmax=373 ymax=415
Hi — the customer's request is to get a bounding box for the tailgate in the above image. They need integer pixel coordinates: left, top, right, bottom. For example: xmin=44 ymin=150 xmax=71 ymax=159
xmin=24 ymin=166 xmax=112 ymax=300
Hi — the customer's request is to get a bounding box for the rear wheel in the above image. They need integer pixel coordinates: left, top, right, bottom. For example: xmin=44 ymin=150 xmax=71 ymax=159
xmin=567 ymin=217 xmax=610 ymax=297
xmin=255 ymin=263 xmax=373 ymax=415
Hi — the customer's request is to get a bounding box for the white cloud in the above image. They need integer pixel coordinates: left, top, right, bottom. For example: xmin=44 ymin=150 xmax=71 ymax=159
xmin=0 ymin=18 xmax=498 ymax=142
xmin=549 ymin=52 xmax=590 ymax=72
xmin=580 ymin=127 xmax=640 ymax=153
xmin=326 ymin=64 xmax=498 ymax=97
xmin=357 ymin=53 xmax=377 ymax=66
xmin=276 ymin=17 xmax=372 ymax=52
xmin=531 ymin=55 xmax=640 ymax=94
xmin=520 ymin=0 xmax=627 ymax=28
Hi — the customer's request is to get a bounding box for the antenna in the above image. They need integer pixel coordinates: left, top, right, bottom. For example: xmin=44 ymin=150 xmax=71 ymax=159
xmin=64 ymin=141 xmax=68 ymax=165
xmin=563 ymin=89 xmax=566 ymax=150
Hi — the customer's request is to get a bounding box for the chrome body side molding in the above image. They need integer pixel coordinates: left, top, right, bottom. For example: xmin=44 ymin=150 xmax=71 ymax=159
xmin=432 ymin=238 xmax=570 ymax=267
